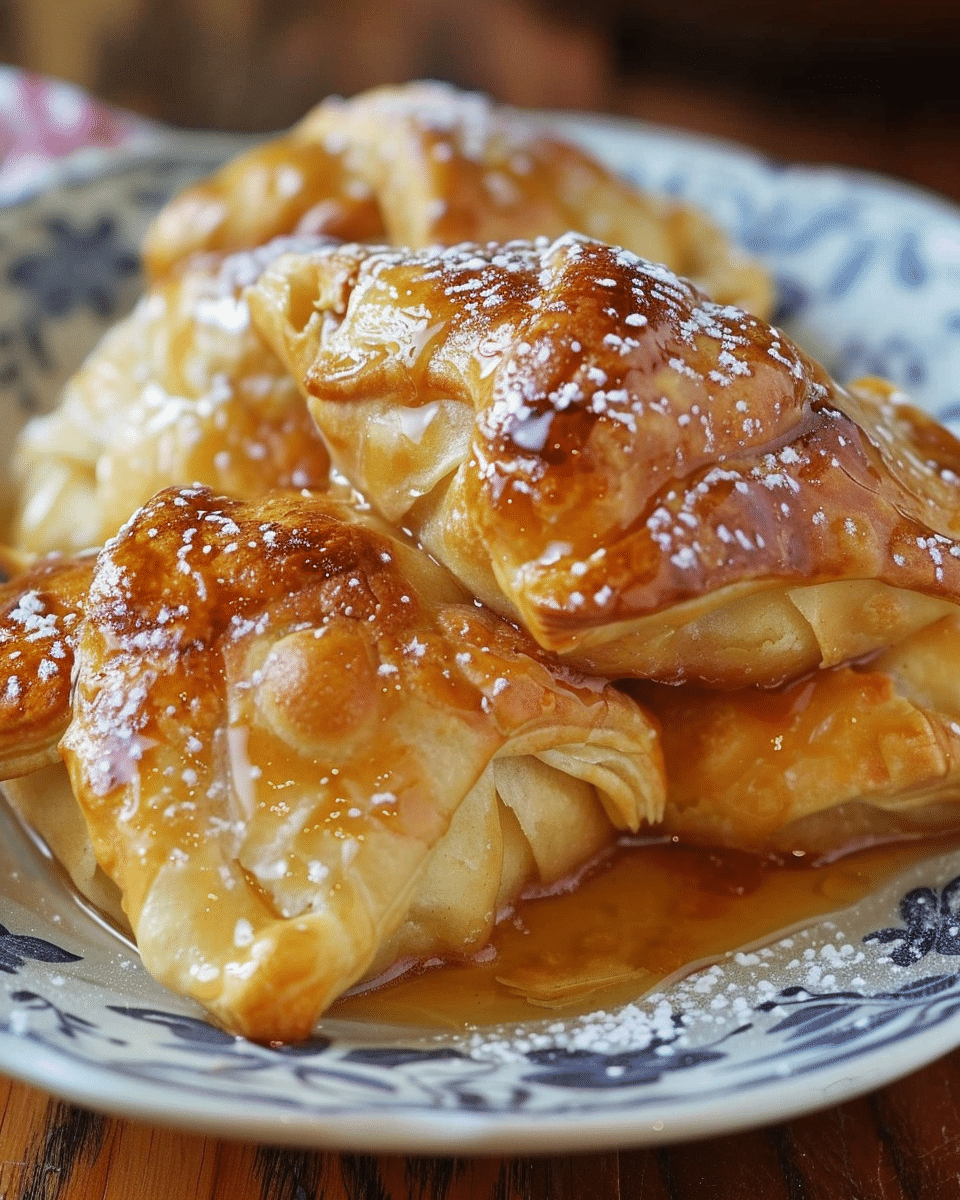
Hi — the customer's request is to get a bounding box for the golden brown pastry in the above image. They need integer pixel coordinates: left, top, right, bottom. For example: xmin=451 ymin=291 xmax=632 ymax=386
xmin=0 ymin=549 xmax=93 ymax=778
xmin=144 ymin=81 xmax=770 ymax=316
xmin=0 ymin=548 xmax=126 ymax=920
xmin=634 ymin=612 xmax=960 ymax=858
xmin=55 ymin=485 xmax=663 ymax=1041
xmin=248 ymin=234 xmax=960 ymax=687
xmin=12 ymin=239 xmax=332 ymax=556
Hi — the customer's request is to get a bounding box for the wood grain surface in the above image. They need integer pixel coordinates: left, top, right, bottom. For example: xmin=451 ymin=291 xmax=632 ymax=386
xmin=5 ymin=1052 xmax=960 ymax=1199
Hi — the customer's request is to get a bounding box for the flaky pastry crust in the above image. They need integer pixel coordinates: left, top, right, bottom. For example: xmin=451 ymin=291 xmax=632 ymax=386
xmin=249 ymin=234 xmax=960 ymax=686
xmin=143 ymin=81 xmax=770 ymax=316
xmin=12 ymin=239 xmax=332 ymax=556
xmin=57 ymin=486 xmax=663 ymax=1040
xmin=634 ymin=613 xmax=960 ymax=857
xmin=0 ymin=550 xmax=93 ymax=778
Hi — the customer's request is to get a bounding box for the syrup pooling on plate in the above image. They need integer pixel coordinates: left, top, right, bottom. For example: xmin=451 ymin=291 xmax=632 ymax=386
xmin=332 ymin=834 xmax=959 ymax=1030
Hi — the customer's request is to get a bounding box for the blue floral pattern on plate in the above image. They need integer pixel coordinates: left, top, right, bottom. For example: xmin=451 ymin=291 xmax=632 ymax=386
xmin=2 ymin=117 xmax=960 ymax=1153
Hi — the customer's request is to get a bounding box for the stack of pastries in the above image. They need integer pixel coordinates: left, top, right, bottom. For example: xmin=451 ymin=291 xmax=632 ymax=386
xmin=3 ymin=82 xmax=960 ymax=1042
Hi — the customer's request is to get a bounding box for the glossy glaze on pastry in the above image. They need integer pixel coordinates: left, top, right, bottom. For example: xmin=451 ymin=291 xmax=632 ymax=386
xmin=57 ymin=486 xmax=663 ymax=1040
xmin=249 ymin=234 xmax=960 ymax=686
xmin=633 ymin=612 xmax=960 ymax=856
xmin=144 ymin=81 xmax=770 ymax=315
xmin=12 ymin=239 xmax=332 ymax=556
xmin=0 ymin=549 xmax=94 ymax=778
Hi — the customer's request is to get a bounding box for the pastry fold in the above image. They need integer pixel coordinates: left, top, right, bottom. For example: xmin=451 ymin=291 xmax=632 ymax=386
xmin=248 ymin=235 xmax=960 ymax=686
xmin=143 ymin=81 xmax=770 ymax=315
xmin=44 ymin=486 xmax=663 ymax=1041
xmin=12 ymin=239 xmax=332 ymax=556
xmin=633 ymin=613 xmax=960 ymax=857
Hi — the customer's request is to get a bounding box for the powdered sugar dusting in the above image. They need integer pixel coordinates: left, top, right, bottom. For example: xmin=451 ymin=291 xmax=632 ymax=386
xmin=449 ymin=859 xmax=944 ymax=1068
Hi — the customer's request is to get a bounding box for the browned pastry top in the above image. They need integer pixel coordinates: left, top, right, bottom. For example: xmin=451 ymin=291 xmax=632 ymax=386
xmin=0 ymin=552 xmax=93 ymax=778
xmin=249 ymin=235 xmax=960 ymax=682
xmin=143 ymin=82 xmax=769 ymax=315
xmin=59 ymin=485 xmax=662 ymax=1040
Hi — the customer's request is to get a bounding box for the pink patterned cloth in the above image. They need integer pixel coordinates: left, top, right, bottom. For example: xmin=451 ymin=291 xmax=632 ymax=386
xmin=0 ymin=68 xmax=150 ymax=199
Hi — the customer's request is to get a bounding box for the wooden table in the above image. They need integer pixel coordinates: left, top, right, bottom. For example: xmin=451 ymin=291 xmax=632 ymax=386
xmin=4 ymin=1049 xmax=960 ymax=1198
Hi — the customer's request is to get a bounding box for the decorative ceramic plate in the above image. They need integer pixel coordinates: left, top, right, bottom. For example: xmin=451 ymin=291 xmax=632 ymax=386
xmin=3 ymin=115 xmax=960 ymax=1155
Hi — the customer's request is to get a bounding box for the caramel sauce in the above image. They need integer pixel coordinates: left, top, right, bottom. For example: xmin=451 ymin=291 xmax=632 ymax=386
xmin=331 ymin=835 xmax=960 ymax=1030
